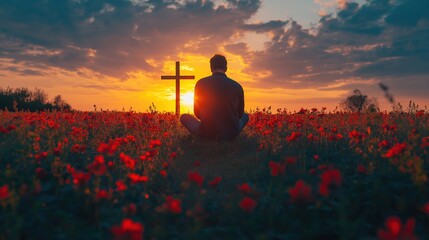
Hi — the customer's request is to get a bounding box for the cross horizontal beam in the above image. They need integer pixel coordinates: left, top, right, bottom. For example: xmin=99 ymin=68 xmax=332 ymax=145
xmin=161 ymin=75 xmax=195 ymax=80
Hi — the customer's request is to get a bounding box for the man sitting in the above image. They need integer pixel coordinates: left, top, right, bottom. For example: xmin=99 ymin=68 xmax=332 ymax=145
xmin=180 ymin=54 xmax=249 ymax=141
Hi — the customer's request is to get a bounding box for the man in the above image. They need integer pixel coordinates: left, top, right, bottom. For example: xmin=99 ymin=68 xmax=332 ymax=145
xmin=180 ymin=54 xmax=249 ymax=141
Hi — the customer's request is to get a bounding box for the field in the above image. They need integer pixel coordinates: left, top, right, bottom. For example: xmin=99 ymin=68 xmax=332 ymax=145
xmin=1 ymin=108 xmax=429 ymax=239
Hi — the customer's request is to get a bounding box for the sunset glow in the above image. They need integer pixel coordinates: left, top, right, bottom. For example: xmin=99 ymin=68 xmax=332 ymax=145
xmin=181 ymin=92 xmax=195 ymax=108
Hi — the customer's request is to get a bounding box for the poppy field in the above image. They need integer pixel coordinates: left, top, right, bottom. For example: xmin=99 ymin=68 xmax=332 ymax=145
xmin=1 ymin=108 xmax=429 ymax=239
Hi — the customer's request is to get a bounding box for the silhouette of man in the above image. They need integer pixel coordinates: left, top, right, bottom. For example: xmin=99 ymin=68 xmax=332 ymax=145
xmin=180 ymin=54 xmax=249 ymax=141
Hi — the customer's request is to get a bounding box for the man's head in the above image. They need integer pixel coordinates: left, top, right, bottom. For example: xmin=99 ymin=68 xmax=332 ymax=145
xmin=210 ymin=54 xmax=227 ymax=73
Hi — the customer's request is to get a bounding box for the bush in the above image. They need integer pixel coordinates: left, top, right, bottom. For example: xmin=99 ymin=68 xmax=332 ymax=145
xmin=0 ymin=87 xmax=72 ymax=111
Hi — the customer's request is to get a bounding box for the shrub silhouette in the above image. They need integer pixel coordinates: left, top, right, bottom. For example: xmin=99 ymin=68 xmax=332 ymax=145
xmin=0 ymin=87 xmax=72 ymax=111
xmin=340 ymin=89 xmax=379 ymax=113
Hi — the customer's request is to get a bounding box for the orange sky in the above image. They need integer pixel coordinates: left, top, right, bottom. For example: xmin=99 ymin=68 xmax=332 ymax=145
xmin=0 ymin=52 xmax=350 ymax=113
xmin=1 ymin=52 xmax=425 ymax=114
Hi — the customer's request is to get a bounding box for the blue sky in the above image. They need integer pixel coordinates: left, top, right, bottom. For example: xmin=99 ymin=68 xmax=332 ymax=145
xmin=254 ymin=0 xmax=319 ymax=27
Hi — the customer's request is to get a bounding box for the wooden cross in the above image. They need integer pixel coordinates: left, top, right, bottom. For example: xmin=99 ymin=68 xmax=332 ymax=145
xmin=161 ymin=61 xmax=195 ymax=116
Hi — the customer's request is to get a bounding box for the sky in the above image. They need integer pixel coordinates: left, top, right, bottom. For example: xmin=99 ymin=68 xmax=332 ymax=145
xmin=1 ymin=0 xmax=428 ymax=113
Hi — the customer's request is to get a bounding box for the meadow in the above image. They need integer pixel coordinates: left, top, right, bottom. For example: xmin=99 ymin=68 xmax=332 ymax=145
xmin=1 ymin=108 xmax=428 ymax=239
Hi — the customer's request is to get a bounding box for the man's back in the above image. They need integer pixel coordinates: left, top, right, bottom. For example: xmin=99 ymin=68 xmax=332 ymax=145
xmin=194 ymin=72 xmax=244 ymax=141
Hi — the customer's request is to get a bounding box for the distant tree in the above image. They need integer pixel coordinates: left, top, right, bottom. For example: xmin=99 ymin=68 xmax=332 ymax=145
xmin=0 ymin=87 xmax=72 ymax=112
xmin=340 ymin=89 xmax=379 ymax=113
xmin=32 ymin=87 xmax=48 ymax=104
xmin=53 ymin=95 xmax=72 ymax=111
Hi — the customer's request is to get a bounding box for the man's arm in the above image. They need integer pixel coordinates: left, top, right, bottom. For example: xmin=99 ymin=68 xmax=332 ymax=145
xmin=194 ymin=82 xmax=201 ymax=119
xmin=238 ymin=86 xmax=244 ymax=118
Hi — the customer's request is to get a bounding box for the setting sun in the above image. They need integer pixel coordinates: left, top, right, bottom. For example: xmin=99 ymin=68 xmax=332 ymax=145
xmin=181 ymin=91 xmax=194 ymax=107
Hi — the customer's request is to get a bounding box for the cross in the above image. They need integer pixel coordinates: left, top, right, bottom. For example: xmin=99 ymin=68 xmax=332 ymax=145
xmin=161 ymin=61 xmax=195 ymax=116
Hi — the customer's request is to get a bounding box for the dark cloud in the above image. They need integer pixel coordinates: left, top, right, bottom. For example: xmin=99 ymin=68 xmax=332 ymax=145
xmin=0 ymin=0 xmax=261 ymax=78
xmin=243 ymin=0 xmax=429 ymax=99
xmin=385 ymin=0 xmax=429 ymax=27
xmin=241 ymin=20 xmax=288 ymax=32
xmin=0 ymin=65 xmax=44 ymax=76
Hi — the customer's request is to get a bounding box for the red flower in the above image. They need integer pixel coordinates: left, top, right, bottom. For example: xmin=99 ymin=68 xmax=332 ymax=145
xmin=422 ymin=202 xmax=429 ymax=215
xmin=318 ymin=164 xmax=328 ymax=171
xmin=237 ymin=183 xmax=253 ymax=194
xmin=285 ymin=157 xmax=297 ymax=165
xmin=97 ymin=142 xmax=118 ymax=155
xmin=416 ymin=110 xmax=425 ymax=117
xmin=357 ymin=165 xmax=367 ymax=174
xmin=128 ymin=174 xmax=149 ymax=184
xmin=162 ymin=162 xmax=169 ymax=169
xmin=34 ymin=151 xmax=48 ymax=162
xmin=384 ymin=143 xmax=407 ymax=158
xmin=126 ymin=135 xmax=136 ymax=142
xmin=378 ymin=140 xmax=390 ymax=149
xmin=66 ymin=164 xmax=75 ymax=174
xmin=208 ymin=176 xmax=222 ymax=188
xmin=111 ymin=218 xmax=144 ymax=240
xmin=123 ymin=203 xmax=137 ymax=216
xmin=335 ymin=133 xmax=344 ymax=140
xmin=319 ymin=184 xmax=329 ymax=197
xmin=96 ymin=189 xmax=112 ymax=200
xmin=53 ymin=142 xmax=63 ymax=155
xmin=0 ymin=184 xmax=9 ymax=199
xmin=0 ymin=126 xmax=8 ymax=134
xmin=88 ymin=155 xmax=107 ymax=176
xmin=321 ymin=169 xmax=342 ymax=187
xmin=165 ymin=196 xmax=182 ymax=214
xmin=298 ymin=108 xmax=307 ymax=114
xmin=160 ymin=170 xmax=167 ymax=177
xmin=349 ymin=130 xmax=365 ymax=142
xmin=71 ymin=143 xmax=87 ymax=153
xmin=307 ymin=133 xmax=315 ymax=141
xmin=286 ymin=132 xmax=302 ymax=142
xmin=116 ymin=180 xmax=127 ymax=192
xmin=319 ymin=169 xmax=342 ymax=197
xmin=108 ymin=161 xmax=115 ymax=168
xmin=169 ymin=152 xmax=177 ymax=160
xmin=377 ymin=216 xmax=418 ymax=240
xmin=120 ymin=152 xmax=136 ymax=170
xmin=268 ymin=161 xmax=286 ymax=176
xmin=35 ymin=167 xmax=47 ymax=179
xmin=239 ymin=197 xmax=257 ymax=213
xmin=144 ymin=149 xmax=158 ymax=159
xmin=288 ymin=180 xmax=312 ymax=203
xmin=72 ymin=171 xmax=91 ymax=187
xmin=188 ymin=171 xmax=204 ymax=187
xmin=149 ymin=139 xmax=161 ymax=148
xmin=420 ymin=137 xmax=429 ymax=148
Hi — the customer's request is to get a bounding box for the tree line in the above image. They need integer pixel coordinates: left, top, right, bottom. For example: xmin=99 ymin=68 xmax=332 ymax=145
xmin=0 ymin=87 xmax=72 ymax=112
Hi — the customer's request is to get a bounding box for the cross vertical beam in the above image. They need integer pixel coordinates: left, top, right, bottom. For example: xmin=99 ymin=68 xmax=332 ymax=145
xmin=161 ymin=61 xmax=195 ymax=116
xmin=175 ymin=61 xmax=180 ymax=116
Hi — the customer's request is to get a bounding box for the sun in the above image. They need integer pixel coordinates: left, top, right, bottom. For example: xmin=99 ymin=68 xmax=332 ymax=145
xmin=181 ymin=91 xmax=194 ymax=106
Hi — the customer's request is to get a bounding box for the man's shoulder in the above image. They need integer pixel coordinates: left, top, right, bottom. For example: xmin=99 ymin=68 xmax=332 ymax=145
xmin=197 ymin=75 xmax=242 ymax=88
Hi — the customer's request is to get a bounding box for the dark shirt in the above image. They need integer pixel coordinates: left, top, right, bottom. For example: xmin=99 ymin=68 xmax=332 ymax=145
xmin=194 ymin=72 xmax=244 ymax=141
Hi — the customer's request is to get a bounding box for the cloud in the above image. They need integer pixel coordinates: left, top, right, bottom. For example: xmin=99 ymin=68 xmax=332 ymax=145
xmin=0 ymin=0 xmax=261 ymax=78
xmin=241 ymin=20 xmax=288 ymax=32
xmin=241 ymin=0 xmax=429 ymax=100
